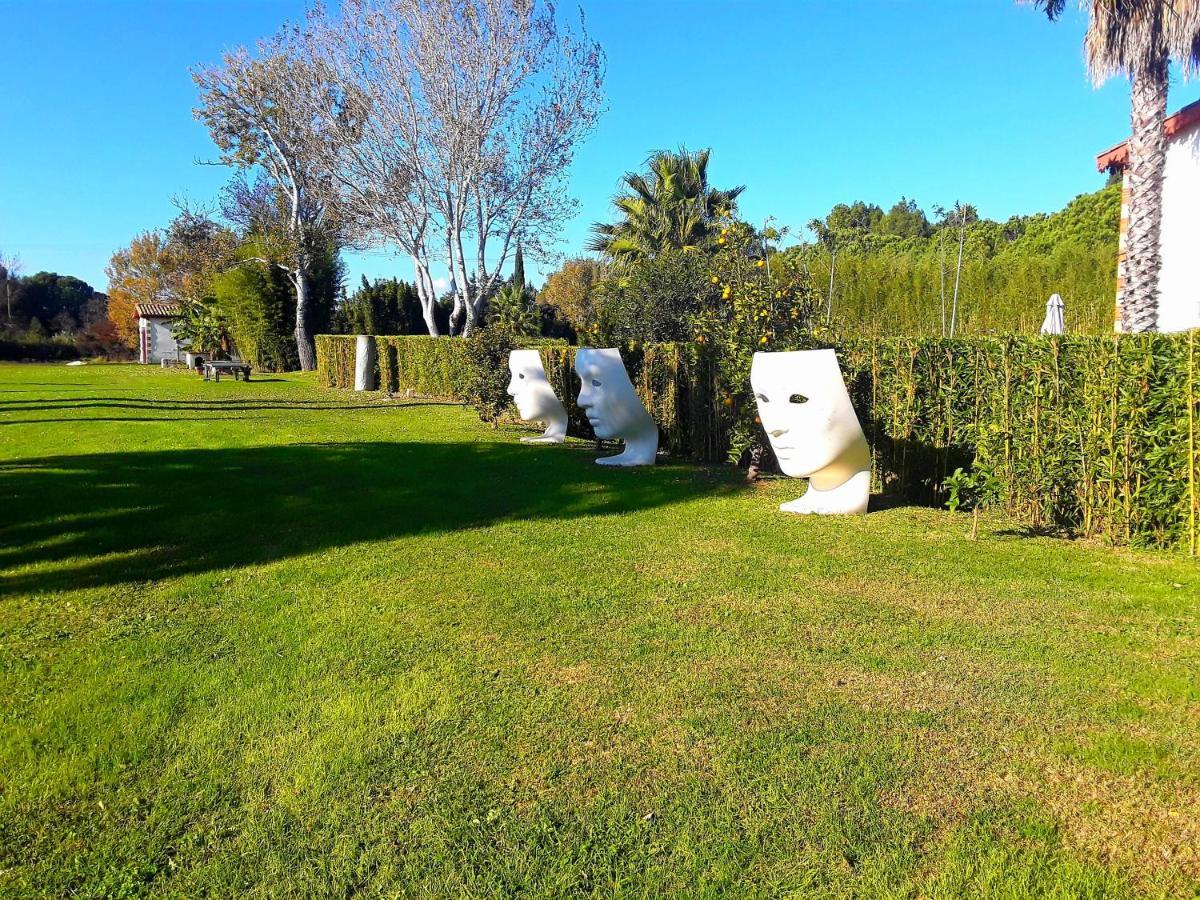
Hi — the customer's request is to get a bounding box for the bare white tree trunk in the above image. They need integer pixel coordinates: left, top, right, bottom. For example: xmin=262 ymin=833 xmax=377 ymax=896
xmin=294 ymin=264 xmax=316 ymax=371
xmin=410 ymin=255 xmax=440 ymax=336
xmin=448 ymin=227 xmax=474 ymax=335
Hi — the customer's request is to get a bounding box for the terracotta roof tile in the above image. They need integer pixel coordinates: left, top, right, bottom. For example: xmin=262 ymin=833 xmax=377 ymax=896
xmin=135 ymin=301 xmax=182 ymax=318
xmin=1096 ymin=98 xmax=1200 ymax=171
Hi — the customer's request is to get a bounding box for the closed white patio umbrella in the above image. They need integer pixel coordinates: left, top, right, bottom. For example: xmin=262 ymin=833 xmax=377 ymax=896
xmin=1040 ymin=293 xmax=1064 ymax=335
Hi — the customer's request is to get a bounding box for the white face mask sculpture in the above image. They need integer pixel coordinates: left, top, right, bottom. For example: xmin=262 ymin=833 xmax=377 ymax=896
xmin=751 ymin=349 xmax=871 ymax=515
xmin=506 ymin=349 xmax=567 ymax=444
xmin=574 ymin=348 xmax=658 ymax=466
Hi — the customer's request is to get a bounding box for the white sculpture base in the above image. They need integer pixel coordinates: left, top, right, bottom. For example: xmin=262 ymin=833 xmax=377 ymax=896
xmin=595 ymin=442 xmax=657 ymax=466
xmin=520 ymin=434 xmax=564 ymax=444
xmin=781 ymin=470 xmax=870 ymax=515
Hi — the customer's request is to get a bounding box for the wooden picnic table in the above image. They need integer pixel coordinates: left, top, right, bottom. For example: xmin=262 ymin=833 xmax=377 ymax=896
xmin=202 ymin=361 xmax=252 ymax=382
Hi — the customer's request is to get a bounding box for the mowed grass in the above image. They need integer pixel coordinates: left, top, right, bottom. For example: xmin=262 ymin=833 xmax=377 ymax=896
xmin=1 ymin=362 xmax=1197 ymax=898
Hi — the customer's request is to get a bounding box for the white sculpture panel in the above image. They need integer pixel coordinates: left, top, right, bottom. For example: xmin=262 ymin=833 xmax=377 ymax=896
xmin=751 ymin=349 xmax=871 ymax=515
xmin=574 ymin=348 xmax=658 ymax=466
xmin=506 ymin=349 xmax=567 ymax=443
xmin=354 ymin=335 xmax=376 ymax=391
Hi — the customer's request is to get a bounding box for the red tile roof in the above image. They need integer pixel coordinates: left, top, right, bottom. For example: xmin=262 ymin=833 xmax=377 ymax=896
xmin=135 ymin=301 xmax=182 ymax=318
xmin=1096 ymin=98 xmax=1200 ymax=172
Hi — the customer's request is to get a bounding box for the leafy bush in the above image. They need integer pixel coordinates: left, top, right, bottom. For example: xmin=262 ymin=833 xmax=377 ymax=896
xmin=944 ymin=464 xmax=1003 ymax=539
xmin=462 ymin=325 xmax=522 ymax=423
xmin=586 ymin=250 xmax=711 ymax=346
xmin=210 ymin=256 xmax=299 ymax=371
xmin=691 ymin=222 xmax=820 ymax=464
xmin=75 ymin=320 xmax=134 ymax=360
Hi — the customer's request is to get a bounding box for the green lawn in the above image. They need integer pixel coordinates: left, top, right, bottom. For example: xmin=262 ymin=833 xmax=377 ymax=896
xmin=1 ymin=362 xmax=1197 ymax=898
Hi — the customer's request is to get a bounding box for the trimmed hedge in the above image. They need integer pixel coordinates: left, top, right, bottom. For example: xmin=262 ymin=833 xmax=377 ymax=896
xmin=315 ymin=335 xmax=357 ymax=389
xmin=538 ymin=343 xmax=728 ymax=460
xmin=316 ymin=334 xmax=563 ymax=400
xmin=840 ymin=335 xmax=1200 ymax=550
xmin=376 ymin=335 xmax=473 ymax=398
xmin=316 ymin=332 xmax=1200 ymax=551
xmin=0 ymin=339 xmax=81 ymax=362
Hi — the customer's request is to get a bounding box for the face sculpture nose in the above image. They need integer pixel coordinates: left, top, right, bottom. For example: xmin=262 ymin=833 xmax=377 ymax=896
xmin=771 ymin=428 xmax=787 ymax=438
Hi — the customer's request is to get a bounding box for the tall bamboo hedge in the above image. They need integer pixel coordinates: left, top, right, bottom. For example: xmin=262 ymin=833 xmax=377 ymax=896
xmin=838 ymin=336 xmax=1199 ymax=550
xmin=316 ymin=332 xmax=1200 ymax=552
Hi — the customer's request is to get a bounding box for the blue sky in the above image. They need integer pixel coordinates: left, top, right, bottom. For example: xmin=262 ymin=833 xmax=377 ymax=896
xmin=2 ymin=1 xmax=1192 ymax=293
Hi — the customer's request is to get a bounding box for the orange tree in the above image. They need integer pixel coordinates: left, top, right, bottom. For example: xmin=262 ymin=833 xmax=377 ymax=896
xmin=691 ymin=221 xmax=821 ymax=468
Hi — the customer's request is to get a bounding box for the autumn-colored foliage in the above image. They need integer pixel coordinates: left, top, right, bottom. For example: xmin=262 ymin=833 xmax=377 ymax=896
xmin=537 ymin=257 xmax=605 ymax=330
xmin=104 ymin=231 xmax=177 ymax=348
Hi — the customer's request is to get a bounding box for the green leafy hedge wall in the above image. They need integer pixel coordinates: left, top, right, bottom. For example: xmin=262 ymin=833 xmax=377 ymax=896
xmin=375 ymin=335 xmax=473 ymax=398
xmin=316 ymin=332 xmax=1200 ymax=551
xmin=317 ymin=334 xmax=476 ymax=397
xmin=838 ymin=336 xmax=1199 ymax=550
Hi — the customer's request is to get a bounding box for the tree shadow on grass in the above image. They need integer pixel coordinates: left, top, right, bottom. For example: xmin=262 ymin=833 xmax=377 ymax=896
xmin=1 ymin=397 xmax=447 ymax=414
xmin=0 ymin=441 xmax=739 ymax=597
xmin=0 ymin=417 xmax=274 ymax=426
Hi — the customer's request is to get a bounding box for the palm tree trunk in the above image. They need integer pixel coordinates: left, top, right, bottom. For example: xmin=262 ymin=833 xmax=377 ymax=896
xmin=1121 ymin=57 xmax=1168 ymax=333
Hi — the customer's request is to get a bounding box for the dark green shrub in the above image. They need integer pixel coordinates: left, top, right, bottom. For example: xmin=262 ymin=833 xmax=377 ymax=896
xmin=0 ymin=339 xmax=81 ymax=362
xmin=486 ymin=284 xmax=541 ymax=339
xmin=462 ymin=325 xmax=521 ymax=423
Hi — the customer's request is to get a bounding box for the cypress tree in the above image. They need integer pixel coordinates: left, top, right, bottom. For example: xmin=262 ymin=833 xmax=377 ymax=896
xmin=512 ymin=244 xmax=526 ymax=292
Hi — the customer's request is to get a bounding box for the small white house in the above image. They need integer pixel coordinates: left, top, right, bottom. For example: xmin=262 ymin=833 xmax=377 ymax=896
xmin=1097 ymin=97 xmax=1200 ymax=333
xmin=135 ymin=302 xmax=184 ymax=364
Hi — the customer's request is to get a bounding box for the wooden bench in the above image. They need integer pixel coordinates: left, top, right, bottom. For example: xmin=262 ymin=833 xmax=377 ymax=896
xmin=202 ymin=361 xmax=252 ymax=382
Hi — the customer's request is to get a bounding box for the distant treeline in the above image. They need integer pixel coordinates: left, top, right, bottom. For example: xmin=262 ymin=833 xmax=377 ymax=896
xmin=785 ymin=182 xmax=1120 ymax=336
xmin=0 ymin=269 xmax=131 ymax=360
xmin=0 ymin=270 xmax=108 ymax=337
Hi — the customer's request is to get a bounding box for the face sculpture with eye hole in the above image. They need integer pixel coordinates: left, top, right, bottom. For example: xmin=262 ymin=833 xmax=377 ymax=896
xmin=574 ymin=348 xmax=659 ymax=466
xmin=750 ymin=349 xmax=871 ymax=514
xmin=506 ymin=349 xmax=567 ymax=443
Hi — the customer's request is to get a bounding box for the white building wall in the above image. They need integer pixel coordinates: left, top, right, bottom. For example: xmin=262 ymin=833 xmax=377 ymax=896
xmin=138 ymin=316 xmax=181 ymax=364
xmin=1157 ymin=120 xmax=1200 ymax=333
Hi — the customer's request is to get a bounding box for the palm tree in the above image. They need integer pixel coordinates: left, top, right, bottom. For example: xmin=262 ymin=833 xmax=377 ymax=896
xmin=1034 ymin=0 xmax=1200 ymax=332
xmin=586 ymin=148 xmax=744 ymax=267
